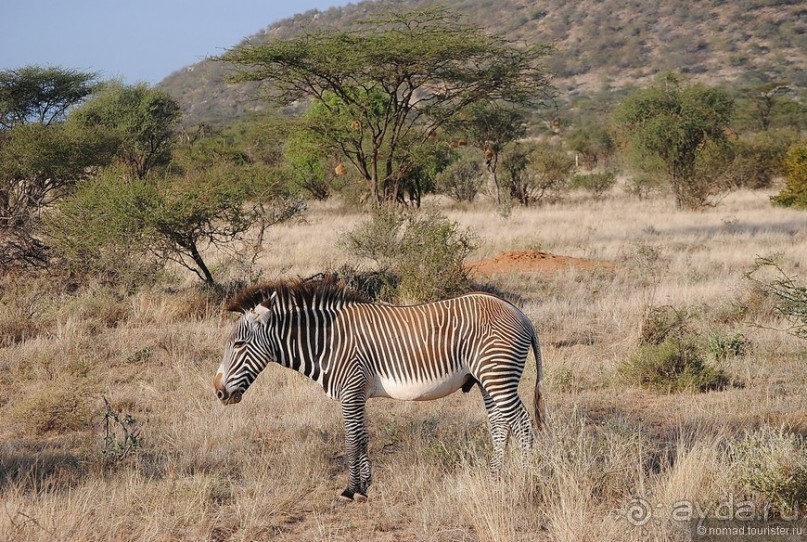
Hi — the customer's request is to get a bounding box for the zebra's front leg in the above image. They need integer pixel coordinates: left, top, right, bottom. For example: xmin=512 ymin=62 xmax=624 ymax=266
xmin=339 ymin=395 xmax=371 ymax=502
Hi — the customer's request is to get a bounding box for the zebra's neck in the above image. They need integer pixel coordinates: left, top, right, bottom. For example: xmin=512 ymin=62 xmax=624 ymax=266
xmin=266 ymin=300 xmax=347 ymax=388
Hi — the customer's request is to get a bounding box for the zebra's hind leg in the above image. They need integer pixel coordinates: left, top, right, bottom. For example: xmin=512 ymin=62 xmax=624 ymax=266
xmin=511 ymin=400 xmax=536 ymax=467
xmin=481 ymin=388 xmax=510 ymax=472
xmin=339 ymin=395 xmax=371 ymax=502
xmin=481 ymin=382 xmax=536 ymax=467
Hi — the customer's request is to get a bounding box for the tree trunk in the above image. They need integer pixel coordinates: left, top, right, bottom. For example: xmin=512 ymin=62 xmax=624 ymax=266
xmin=188 ymin=240 xmax=215 ymax=285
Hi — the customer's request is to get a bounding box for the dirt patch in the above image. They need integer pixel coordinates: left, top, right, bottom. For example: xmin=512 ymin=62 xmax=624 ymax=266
xmin=470 ymin=250 xmax=615 ymax=276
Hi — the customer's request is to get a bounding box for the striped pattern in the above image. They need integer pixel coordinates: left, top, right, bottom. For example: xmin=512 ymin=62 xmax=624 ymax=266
xmin=215 ymin=277 xmax=544 ymax=501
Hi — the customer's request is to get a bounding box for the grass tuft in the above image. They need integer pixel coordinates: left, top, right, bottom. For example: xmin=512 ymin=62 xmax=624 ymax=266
xmin=7 ymin=378 xmax=92 ymax=436
xmin=728 ymin=427 xmax=807 ymax=516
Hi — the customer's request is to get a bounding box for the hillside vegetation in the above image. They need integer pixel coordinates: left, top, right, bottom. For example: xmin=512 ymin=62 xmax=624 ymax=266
xmin=160 ymin=0 xmax=807 ymax=126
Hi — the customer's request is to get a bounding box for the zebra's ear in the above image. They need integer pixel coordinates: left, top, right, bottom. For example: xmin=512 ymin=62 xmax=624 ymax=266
xmin=252 ymin=303 xmax=272 ymax=326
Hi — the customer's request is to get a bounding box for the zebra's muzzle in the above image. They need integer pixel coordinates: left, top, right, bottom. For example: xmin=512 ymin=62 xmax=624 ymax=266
xmin=214 ymin=372 xmax=243 ymax=405
xmin=225 ymin=390 xmax=243 ymax=405
xmin=216 ymin=387 xmax=243 ymax=405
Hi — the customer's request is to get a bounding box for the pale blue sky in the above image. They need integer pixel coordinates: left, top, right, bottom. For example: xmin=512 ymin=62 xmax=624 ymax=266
xmin=2 ymin=0 xmax=354 ymax=85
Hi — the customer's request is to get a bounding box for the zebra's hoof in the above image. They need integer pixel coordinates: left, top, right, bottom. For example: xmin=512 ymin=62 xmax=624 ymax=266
xmin=339 ymin=488 xmax=368 ymax=502
xmin=339 ymin=489 xmax=355 ymax=501
xmin=353 ymin=492 xmax=368 ymax=503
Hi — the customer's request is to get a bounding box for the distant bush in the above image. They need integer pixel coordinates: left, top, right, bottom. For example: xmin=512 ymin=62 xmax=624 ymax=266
xmin=725 ymin=132 xmax=793 ymax=189
xmin=435 ymin=149 xmax=484 ymax=203
xmin=343 ymin=205 xmax=476 ymax=302
xmin=624 ymin=173 xmax=666 ymax=199
xmin=504 ymin=143 xmax=574 ymax=206
xmin=614 ymin=77 xmax=735 ymax=209
xmin=619 ymin=338 xmax=729 ymax=393
xmin=639 ymin=305 xmax=692 ymax=346
xmin=570 ymin=171 xmax=617 ymax=198
xmin=728 ymin=427 xmax=807 ymax=516
xmin=566 ymin=122 xmax=615 ymax=168
xmin=771 ymin=139 xmax=807 ymax=209
xmin=705 ymin=331 xmax=749 ymax=361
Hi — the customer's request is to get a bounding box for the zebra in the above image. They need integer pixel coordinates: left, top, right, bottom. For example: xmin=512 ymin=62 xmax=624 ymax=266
xmin=214 ymin=275 xmax=544 ymax=502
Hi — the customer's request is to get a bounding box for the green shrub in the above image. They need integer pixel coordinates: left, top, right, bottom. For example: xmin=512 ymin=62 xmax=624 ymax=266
xmin=570 ymin=171 xmax=617 ymax=198
xmin=343 ymin=204 xmax=405 ymax=271
xmin=44 ymin=169 xmax=163 ymax=289
xmin=343 ymin=205 xmax=476 ymax=303
xmin=728 ymin=427 xmax=807 ymax=516
xmin=772 ymin=139 xmax=807 ymax=209
xmin=49 ymin=164 xmax=299 ymax=287
xmin=435 ymin=149 xmax=483 ymax=202
xmin=618 ymin=339 xmax=729 ymax=393
xmin=705 ymin=331 xmax=748 ymax=361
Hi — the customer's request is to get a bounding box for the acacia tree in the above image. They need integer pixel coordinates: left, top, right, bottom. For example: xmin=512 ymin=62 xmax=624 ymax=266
xmin=0 ymin=66 xmax=98 ymax=129
xmin=143 ymin=166 xmax=277 ymax=285
xmin=0 ymin=66 xmax=105 ymax=268
xmin=50 ymin=160 xmax=304 ymax=286
xmin=615 ymin=74 xmax=734 ymax=209
xmin=448 ymin=103 xmax=527 ymax=204
xmin=221 ymin=8 xmax=550 ymax=204
xmin=740 ymin=82 xmax=791 ymax=132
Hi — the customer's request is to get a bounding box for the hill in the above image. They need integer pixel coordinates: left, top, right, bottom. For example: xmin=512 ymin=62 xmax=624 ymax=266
xmin=159 ymin=0 xmax=807 ymax=126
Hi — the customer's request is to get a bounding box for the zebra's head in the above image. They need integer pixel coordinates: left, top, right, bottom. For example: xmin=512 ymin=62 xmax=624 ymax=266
xmin=215 ymin=302 xmax=275 ymax=405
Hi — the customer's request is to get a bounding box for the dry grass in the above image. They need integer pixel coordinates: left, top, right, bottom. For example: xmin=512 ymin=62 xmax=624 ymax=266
xmin=1 ymin=188 xmax=806 ymax=541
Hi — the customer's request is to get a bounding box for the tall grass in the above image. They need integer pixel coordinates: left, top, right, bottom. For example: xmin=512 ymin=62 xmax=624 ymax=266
xmin=1 ymin=189 xmax=806 ymax=541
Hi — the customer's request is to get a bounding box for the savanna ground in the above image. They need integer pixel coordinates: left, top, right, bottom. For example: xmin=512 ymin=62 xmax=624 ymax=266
xmin=1 ymin=186 xmax=806 ymax=541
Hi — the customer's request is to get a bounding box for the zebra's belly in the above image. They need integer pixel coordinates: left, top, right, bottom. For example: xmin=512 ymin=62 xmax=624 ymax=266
xmin=369 ymin=371 xmax=470 ymax=401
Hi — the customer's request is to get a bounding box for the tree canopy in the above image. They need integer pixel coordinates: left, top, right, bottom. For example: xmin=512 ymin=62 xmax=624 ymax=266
xmin=0 ymin=66 xmax=98 ymax=130
xmin=221 ymin=8 xmax=551 ymax=204
xmin=70 ymin=82 xmax=182 ymax=179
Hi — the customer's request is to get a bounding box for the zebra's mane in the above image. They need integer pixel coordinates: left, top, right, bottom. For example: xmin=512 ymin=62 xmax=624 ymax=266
xmin=225 ymin=274 xmax=370 ymax=313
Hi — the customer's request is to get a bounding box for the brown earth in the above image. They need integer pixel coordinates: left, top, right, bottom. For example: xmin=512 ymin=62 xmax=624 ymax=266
xmin=470 ymin=250 xmax=615 ymax=276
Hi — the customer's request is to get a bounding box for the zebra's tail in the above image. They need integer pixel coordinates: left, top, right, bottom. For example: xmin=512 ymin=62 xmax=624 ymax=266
xmin=531 ymin=329 xmax=546 ymax=430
